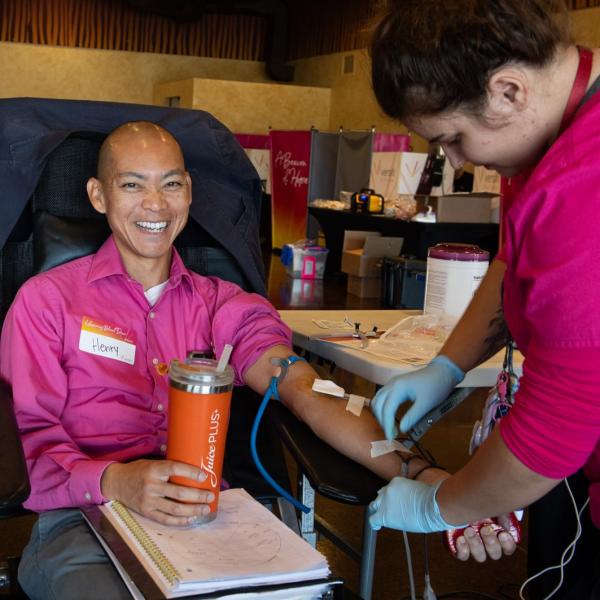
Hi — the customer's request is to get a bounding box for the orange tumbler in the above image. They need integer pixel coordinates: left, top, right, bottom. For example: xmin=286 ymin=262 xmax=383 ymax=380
xmin=167 ymin=356 xmax=233 ymax=523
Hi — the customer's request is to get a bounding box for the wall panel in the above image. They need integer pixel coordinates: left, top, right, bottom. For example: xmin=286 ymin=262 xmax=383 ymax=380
xmin=0 ymin=0 xmax=267 ymax=60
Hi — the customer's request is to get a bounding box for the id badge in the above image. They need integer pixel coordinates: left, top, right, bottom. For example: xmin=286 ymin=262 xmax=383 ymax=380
xmin=78 ymin=316 xmax=136 ymax=365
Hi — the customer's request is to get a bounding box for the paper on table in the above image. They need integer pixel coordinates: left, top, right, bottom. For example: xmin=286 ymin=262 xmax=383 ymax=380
xmin=324 ymin=314 xmax=457 ymax=366
xmin=324 ymin=336 xmax=433 ymax=366
xmin=99 ymin=489 xmax=329 ymax=598
xmin=312 ymin=319 xmax=354 ymax=330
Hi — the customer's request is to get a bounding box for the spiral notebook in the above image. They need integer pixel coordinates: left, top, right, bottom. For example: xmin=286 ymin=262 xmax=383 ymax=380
xmin=85 ymin=488 xmax=331 ymax=599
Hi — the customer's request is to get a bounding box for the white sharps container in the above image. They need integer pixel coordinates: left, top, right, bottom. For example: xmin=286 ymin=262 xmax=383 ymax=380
xmin=424 ymin=243 xmax=490 ymax=318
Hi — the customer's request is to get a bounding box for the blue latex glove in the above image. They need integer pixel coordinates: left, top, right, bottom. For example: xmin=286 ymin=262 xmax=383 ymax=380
xmin=369 ymin=477 xmax=466 ymax=533
xmin=370 ymin=355 xmax=464 ymax=439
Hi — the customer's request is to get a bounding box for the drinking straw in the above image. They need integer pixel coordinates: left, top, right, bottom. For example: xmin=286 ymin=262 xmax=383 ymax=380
xmin=216 ymin=344 xmax=233 ymax=372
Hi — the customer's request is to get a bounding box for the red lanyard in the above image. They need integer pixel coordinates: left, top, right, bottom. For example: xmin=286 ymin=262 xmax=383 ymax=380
xmin=559 ymin=46 xmax=593 ymax=135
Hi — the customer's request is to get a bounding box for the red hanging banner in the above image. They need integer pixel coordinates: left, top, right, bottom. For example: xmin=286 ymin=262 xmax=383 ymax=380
xmin=269 ymin=130 xmax=311 ymax=249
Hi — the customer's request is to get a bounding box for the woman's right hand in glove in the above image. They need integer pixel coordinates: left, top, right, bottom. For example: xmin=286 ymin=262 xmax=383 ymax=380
xmin=370 ymin=355 xmax=465 ymax=439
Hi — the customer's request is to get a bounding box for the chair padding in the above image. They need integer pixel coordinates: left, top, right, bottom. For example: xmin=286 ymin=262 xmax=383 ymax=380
xmin=33 ymin=211 xmax=111 ymax=275
xmin=32 ymin=134 xmax=104 ymax=219
xmin=0 ymin=98 xmax=266 ymax=295
xmin=0 ymin=380 xmax=30 ymax=513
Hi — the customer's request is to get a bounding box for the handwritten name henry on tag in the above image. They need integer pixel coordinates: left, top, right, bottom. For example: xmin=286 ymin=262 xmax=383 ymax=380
xmin=78 ymin=316 xmax=136 ymax=365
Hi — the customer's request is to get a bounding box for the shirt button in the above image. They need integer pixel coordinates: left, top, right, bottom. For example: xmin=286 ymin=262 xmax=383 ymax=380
xmin=84 ymin=492 xmax=92 ymax=501
xmin=160 ymin=444 xmax=167 ymax=453
xmin=157 ymin=403 xmax=164 ymax=411
xmin=152 ymin=358 xmax=159 ymax=365
xmin=149 ymin=311 xmax=156 ymax=319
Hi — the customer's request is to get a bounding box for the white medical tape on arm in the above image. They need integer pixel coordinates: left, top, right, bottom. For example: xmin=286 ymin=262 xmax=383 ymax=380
xmin=370 ymin=439 xmax=413 ymax=458
xmin=345 ymin=394 xmax=370 ymax=416
xmin=312 ymin=379 xmax=345 ymax=397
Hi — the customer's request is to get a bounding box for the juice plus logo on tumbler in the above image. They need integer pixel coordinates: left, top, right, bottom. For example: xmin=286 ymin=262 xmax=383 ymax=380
xmin=201 ymin=409 xmax=221 ymax=488
xmin=167 ymin=356 xmax=233 ymax=524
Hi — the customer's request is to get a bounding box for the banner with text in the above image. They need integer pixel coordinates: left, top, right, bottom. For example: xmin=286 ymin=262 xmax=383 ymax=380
xmin=269 ymin=130 xmax=311 ymax=249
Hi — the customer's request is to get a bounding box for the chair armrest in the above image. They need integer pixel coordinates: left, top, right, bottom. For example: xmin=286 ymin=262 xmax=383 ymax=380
xmin=0 ymin=380 xmax=31 ymax=511
xmin=267 ymin=402 xmax=385 ymax=506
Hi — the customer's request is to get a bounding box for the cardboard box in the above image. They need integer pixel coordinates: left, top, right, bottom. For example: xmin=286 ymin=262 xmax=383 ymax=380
xmin=347 ymin=275 xmax=381 ymax=298
xmin=433 ymin=193 xmax=498 ymax=223
xmin=341 ymin=231 xmax=404 ymax=277
xmin=473 ymin=166 xmax=501 ymax=194
xmin=341 ymin=230 xmax=381 ymax=252
xmin=342 ymin=249 xmax=382 ymax=278
xmin=398 ymin=152 xmax=428 ymax=195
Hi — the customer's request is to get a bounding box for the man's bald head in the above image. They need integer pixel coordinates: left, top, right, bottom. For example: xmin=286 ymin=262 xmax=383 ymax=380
xmin=86 ymin=120 xmax=192 ymax=288
xmin=97 ymin=121 xmax=184 ymax=182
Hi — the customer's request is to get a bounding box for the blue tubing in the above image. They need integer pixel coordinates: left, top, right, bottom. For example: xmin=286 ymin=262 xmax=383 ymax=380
xmin=250 ymin=377 xmax=310 ymax=513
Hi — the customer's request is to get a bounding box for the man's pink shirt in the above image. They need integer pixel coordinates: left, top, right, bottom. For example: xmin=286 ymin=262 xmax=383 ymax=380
xmin=0 ymin=237 xmax=291 ymax=511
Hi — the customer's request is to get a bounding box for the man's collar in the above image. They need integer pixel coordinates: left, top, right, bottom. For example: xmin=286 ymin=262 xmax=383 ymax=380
xmin=88 ymin=235 xmax=194 ymax=293
xmin=87 ymin=236 xmax=126 ymax=283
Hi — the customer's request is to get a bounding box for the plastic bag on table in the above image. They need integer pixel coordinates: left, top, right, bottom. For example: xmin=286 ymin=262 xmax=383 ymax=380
xmin=363 ymin=313 xmax=458 ymax=365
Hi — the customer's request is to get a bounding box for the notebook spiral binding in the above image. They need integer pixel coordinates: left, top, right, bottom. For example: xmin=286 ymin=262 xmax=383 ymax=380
xmin=111 ymin=501 xmax=181 ymax=586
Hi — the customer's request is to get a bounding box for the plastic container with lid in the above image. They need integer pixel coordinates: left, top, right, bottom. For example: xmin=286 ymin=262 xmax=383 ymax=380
xmin=280 ymin=241 xmax=329 ymax=280
xmin=424 ymin=243 xmax=490 ymax=318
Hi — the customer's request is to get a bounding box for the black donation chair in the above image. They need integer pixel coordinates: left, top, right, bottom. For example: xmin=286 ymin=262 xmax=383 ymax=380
xmin=0 ymin=98 xmax=291 ymax=597
xmin=0 ymin=98 xmax=378 ymax=600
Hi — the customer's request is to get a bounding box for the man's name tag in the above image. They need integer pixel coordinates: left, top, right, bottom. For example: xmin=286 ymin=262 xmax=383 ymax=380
xmin=79 ymin=316 xmax=136 ymax=365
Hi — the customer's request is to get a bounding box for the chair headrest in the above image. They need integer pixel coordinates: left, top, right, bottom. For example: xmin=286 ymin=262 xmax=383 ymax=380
xmin=33 ymin=211 xmax=111 ymax=275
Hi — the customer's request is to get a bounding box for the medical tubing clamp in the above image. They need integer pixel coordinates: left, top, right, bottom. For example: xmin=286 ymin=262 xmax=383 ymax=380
xmin=250 ymin=355 xmax=311 ymax=513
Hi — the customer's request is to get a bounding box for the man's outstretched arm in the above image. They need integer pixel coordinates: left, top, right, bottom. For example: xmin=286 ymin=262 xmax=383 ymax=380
xmin=244 ymin=344 xmax=443 ymax=482
xmin=244 ymin=344 xmax=518 ymax=562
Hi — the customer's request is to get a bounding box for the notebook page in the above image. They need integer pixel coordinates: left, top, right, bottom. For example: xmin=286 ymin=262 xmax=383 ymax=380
xmin=100 ymin=488 xmax=329 ymax=597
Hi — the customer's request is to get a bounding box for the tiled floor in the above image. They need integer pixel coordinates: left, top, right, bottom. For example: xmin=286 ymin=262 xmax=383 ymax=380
xmin=309 ymin=387 xmax=528 ymax=600
xmin=265 ymin=252 xmax=380 ymax=311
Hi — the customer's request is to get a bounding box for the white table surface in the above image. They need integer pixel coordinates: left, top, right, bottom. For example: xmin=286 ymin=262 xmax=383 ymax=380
xmin=279 ymin=309 xmax=523 ymax=388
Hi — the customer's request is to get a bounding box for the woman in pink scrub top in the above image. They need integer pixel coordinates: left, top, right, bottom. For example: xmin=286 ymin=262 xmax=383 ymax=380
xmin=368 ymin=0 xmax=600 ymax=597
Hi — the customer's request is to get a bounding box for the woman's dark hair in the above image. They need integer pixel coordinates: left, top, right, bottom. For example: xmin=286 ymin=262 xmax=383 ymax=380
xmin=370 ymin=0 xmax=571 ymax=121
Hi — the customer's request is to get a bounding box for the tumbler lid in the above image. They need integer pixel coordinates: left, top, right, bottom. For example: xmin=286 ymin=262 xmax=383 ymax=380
xmin=169 ymin=356 xmax=234 ymax=389
xmin=428 ymin=243 xmax=489 ymax=261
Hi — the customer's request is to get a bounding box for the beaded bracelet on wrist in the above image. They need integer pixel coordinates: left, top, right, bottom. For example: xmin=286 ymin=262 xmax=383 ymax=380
xmin=411 ymin=464 xmax=442 ymax=481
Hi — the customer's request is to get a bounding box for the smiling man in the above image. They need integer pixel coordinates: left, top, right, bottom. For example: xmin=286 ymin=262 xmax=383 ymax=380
xmin=86 ymin=122 xmax=192 ymax=291
xmin=2 ymin=121 xmax=435 ymax=599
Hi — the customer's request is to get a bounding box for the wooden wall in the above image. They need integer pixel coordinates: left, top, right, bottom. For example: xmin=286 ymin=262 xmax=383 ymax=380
xmin=2 ymin=0 xmax=598 ymax=62
xmin=0 ymin=0 xmax=266 ymax=60
xmin=286 ymin=0 xmax=600 ymax=59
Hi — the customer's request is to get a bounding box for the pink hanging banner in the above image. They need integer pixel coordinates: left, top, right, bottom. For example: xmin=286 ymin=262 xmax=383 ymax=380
xmin=269 ymin=130 xmax=311 ymax=249
xmin=373 ymin=133 xmax=411 ymax=152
